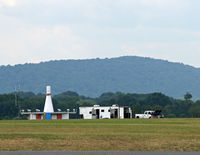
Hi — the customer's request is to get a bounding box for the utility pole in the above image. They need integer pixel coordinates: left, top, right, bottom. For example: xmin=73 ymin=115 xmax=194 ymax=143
xmin=15 ymin=86 xmax=17 ymax=107
xmin=15 ymin=82 xmax=21 ymax=118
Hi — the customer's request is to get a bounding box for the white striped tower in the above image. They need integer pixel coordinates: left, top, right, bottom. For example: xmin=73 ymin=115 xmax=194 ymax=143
xmin=43 ymin=86 xmax=54 ymax=113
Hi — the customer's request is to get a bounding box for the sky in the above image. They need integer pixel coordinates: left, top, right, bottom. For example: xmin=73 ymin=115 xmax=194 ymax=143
xmin=0 ymin=0 xmax=200 ymax=67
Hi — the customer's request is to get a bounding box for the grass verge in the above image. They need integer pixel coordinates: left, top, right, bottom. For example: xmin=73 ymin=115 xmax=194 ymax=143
xmin=0 ymin=119 xmax=199 ymax=151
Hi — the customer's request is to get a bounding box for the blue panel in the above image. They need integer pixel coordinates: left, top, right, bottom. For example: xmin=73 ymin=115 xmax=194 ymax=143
xmin=46 ymin=113 xmax=51 ymax=120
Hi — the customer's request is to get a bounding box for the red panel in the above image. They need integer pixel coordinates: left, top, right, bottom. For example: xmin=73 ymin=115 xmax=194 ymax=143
xmin=36 ymin=114 xmax=41 ymax=120
xmin=57 ymin=114 xmax=62 ymax=120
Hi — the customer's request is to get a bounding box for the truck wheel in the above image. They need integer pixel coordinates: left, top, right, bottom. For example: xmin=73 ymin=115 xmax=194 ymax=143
xmin=136 ymin=116 xmax=139 ymax=118
xmin=149 ymin=117 xmax=151 ymax=119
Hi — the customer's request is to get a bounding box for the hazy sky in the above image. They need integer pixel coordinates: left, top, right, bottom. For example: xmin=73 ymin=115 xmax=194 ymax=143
xmin=0 ymin=0 xmax=200 ymax=67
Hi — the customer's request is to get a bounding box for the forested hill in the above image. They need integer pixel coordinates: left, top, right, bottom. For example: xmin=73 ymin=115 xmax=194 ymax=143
xmin=1 ymin=56 xmax=200 ymax=98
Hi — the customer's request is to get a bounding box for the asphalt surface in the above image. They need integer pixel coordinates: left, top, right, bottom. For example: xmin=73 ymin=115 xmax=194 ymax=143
xmin=0 ymin=151 xmax=199 ymax=155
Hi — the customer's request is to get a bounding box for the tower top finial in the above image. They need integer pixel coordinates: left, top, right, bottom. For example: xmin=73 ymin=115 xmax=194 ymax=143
xmin=46 ymin=85 xmax=51 ymax=95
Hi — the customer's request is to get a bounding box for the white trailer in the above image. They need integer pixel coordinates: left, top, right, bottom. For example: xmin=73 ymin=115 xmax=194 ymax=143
xmin=79 ymin=105 xmax=132 ymax=119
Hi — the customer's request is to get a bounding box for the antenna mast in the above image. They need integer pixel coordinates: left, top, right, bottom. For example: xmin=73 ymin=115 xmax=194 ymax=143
xmin=15 ymin=81 xmax=21 ymax=117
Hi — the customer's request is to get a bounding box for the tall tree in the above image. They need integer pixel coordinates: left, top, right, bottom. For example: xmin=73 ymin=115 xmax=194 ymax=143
xmin=184 ymin=92 xmax=192 ymax=101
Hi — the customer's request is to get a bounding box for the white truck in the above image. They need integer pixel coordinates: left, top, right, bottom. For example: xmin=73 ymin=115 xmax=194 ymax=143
xmin=135 ymin=110 xmax=163 ymax=119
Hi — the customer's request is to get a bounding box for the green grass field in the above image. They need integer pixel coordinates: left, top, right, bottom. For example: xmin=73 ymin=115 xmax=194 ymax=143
xmin=0 ymin=118 xmax=200 ymax=151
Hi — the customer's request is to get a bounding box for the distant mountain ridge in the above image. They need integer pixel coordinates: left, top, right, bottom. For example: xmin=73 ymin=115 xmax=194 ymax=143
xmin=1 ymin=56 xmax=200 ymax=98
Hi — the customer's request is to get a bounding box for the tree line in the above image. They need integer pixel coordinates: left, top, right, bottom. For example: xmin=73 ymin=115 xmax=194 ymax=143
xmin=0 ymin=91 xmax=199 ymax=119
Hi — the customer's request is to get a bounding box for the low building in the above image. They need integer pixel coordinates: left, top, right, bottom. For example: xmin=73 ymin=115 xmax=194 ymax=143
xmin=21 ymin=111 xmax=75 ymax=120
xmin=79 ymin=104 xmax=132 ymax=119
xmin=21 ymin=86 xmax=76 ymax=120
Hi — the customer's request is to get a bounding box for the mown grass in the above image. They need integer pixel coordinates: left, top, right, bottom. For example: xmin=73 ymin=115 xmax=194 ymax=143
xmin=0 ymin=119 xmax=200 ymax=151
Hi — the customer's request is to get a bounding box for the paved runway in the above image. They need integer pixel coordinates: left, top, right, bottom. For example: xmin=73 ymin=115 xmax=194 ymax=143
xmin=0 ymin=151 xmax=199 ymax=155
